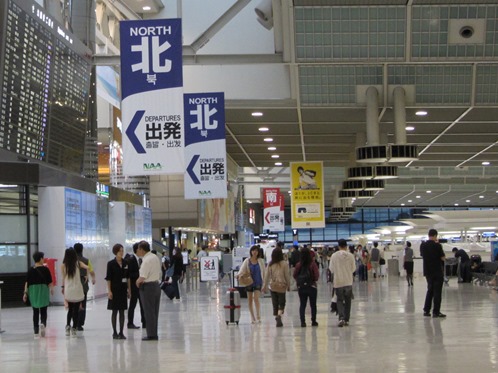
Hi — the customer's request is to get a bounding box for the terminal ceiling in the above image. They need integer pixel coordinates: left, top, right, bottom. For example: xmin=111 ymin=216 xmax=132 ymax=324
xmin=98 ymin=0 xmax=498 ymax=209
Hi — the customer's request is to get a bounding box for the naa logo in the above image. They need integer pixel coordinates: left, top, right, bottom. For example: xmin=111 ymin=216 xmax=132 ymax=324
xmin=198 ymin=190 xmax=212 ymax=196
xmin=143 ymin=163 xmax=162 ymax=171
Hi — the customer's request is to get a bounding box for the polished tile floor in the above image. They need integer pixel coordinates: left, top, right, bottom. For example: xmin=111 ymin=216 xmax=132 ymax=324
xmin=1 ymin=273 xmax=497 ymax=373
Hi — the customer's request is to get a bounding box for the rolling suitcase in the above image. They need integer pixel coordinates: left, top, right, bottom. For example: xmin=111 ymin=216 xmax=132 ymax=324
xmin=224 ymin=288 xmax=241 ymax=325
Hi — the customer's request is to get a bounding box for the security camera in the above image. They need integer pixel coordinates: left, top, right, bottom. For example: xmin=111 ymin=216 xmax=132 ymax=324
xmin=255 ymin=0 xmax=273 ymax=30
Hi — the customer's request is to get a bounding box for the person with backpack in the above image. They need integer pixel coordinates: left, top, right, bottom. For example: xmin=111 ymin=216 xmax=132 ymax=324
xmin=293 ymin=247 xmax=319 ymax=327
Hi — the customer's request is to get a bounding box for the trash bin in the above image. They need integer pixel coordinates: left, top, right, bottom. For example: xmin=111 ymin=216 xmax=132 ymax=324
xmin=44 ymin=258 xmax=58 ymax=285
xmin=388 ymin=259 xmax=399 ymax=276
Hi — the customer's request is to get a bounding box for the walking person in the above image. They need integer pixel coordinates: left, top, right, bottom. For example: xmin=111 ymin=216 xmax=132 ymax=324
xmin=23 ymin=252 xmax=53 ymax=338
xmin=370 ymin=242 xmax=381 ymax=278
xmin=237 ymin=245 xmax=265 ymax=324
xmin=106 ymin=243 xmax=131 ymax=340
xmin=404 ymin=241 xmax=414 ymax=286
xmin=170 ymin=247 xmax=185 ymax=302
xmin=136 ymin=240 xmax=162 ymax=340
xmin=359 ymin=246 xmax=370 ymax=281
xmin=73 ymin=243 xmax=96 ymax=331
xmin=293 ymin=247 xmax=319 ymax=327
xmin=262 ymin=247 xmax=290 ymax=327
xmin=421 ymin=229 xmax=447 ymax=318
xmin=61 ymin=248 xmax=88 ymax=337
xmin=329 ymin=239 xmax=356 ymax=327
xmin=125 ymin=242 xmax=145 ymax=329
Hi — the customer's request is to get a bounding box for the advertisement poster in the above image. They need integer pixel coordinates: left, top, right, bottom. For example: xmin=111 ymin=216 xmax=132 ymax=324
xmin=290 ymin=161 xmax=325 ymax=228
xmin=120 ymin=18 xmax=184 ymax=175
xmin=184 ymin=92 xmax=227 ymax=199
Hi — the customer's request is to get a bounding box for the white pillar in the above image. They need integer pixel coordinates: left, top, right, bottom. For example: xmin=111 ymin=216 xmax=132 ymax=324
xmin=393 ymin=86 xmax=407 ymax=145
xmin=366 ymin=87 xmax=380 ymax=146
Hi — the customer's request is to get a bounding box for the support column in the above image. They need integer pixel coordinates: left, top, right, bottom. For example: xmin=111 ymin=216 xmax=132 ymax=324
xmin=393 ymin=87 xmax=407 ymax=145
xmin=366 ymin=87 xmax=380 ymax=146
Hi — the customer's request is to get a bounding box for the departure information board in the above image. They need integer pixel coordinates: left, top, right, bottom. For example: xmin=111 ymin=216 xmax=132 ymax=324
xmin=0 ymin=0 xmax=91 ymax=173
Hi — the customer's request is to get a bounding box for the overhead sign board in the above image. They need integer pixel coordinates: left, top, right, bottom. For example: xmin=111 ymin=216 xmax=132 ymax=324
xmin=120 ymin=18 xmax=184 ymax=175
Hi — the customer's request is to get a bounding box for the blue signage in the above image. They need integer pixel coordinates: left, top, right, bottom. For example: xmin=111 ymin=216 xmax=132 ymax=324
xmin=120 ymin=19 xmax=183 ymax=100
xmin=184 ymin=92 xmax=226 ymax=146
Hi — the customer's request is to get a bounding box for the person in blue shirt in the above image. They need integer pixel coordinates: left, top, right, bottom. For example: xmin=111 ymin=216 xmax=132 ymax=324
xmin=238 ymin=245 xmax=265 ymax=324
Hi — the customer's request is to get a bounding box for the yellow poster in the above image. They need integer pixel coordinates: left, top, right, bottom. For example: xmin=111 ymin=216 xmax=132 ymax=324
xmin=290 ymin=161 xmax=325 ymax=228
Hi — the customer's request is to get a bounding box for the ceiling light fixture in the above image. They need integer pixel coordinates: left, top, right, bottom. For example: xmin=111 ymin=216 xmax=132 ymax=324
xmin=416 ymin=195 xmax=421 ymax=198
xmin=274 ymin=162 xmax=282 ymax=166
xmin=405 ymin=126 xmax=415 ymax=131
xmin=479 ymin=195 xmax=484 ymax=199
xmin=408 ymin=200 xmax=412 ymax=203
xmin=252 ymin=112 xmax=263 ymax=117
xmin=267 ymin=146 xmax=276 ymax=151
xmin=271 ymin=155 xmax=279 ymax=159
xmin=482 ymin=161 xmax=490 ymax=166
xmin=263 ymin=138 xmax=273 ymax=142
xmin=466 ymin=200 xmax=471 ymax=203
xmin=258 ymin=127 xmax=269 ymax=132
xmin=143 ymin=6 xmax=151 ymax=11
xmin=401 ymin=203 xmax=405 ymax=206
xmin=426 ymin=190 xmax=432 ymax=194
xmin=454 ymin=203 xmax=459 ymax=206
xmin=415 ymin=110 xmax=428 ymax=116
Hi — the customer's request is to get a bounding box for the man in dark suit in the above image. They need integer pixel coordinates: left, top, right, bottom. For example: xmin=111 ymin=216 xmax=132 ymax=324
xmin=421 ymin=229 xmax=446 ymax=318
xmin=125 ymin=242 xmax=145 ymax=329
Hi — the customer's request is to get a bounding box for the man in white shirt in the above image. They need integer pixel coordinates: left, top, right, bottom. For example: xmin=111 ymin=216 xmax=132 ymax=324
xmin=136 ymin=241 xmax=162 ymax=340
xmin=329 ymin=239 xmax=356 ymax=327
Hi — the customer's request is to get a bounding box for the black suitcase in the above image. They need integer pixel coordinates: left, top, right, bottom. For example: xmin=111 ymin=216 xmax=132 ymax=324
xmin=161 ymin=282 xmax=175 ymax=300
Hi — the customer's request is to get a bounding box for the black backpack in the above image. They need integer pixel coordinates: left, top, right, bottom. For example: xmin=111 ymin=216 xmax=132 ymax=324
xmin=296 ymin=265 xmax=312 ymax=288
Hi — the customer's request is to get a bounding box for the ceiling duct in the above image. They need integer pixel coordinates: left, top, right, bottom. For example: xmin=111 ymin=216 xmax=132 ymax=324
xmin=356 ymin=86 xmax=418 ymax=164
xmin=343 ymin=179 xmax=385 ymax=191
xmin=347 ymin=165 xmax=398 ymax=180
xmin=339 ymin=190 xmax=375 ymax=199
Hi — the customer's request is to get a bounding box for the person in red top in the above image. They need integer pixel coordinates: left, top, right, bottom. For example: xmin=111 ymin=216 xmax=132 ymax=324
xmin=293 ymin=247 xmax=320 ymax=327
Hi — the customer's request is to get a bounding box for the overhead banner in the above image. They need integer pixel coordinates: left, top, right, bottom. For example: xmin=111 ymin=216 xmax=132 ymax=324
xmin=120 ymin=18 xmax=184 ymax=175
xmin=290 ymin=161 xmax=325 ymax=228
xmin=184 ymin=92 xmax=227 ymax=199
xmin=263 ymin=188 xmax=284 ymax=232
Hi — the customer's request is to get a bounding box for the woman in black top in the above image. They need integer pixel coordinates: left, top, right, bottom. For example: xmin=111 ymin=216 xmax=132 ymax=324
xmin=105 ymin=243 xmax=130 ymax=339
xmin=171 ymin=247 xmax=185 ymax=301
xmin=23 ymin=251 xmax=53 ymax=338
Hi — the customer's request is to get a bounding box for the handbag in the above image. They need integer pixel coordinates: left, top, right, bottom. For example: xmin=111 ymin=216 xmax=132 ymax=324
xmin=238 ymin=271 xmax=253 ymax=287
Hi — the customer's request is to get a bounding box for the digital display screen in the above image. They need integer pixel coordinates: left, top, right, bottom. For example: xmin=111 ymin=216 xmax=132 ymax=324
xmin=0 ymin=0 xmax=91 ymax=173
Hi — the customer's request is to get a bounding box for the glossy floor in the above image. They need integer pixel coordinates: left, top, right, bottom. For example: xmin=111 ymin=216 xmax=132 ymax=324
xmin=1 ymin=274 xmax=497 ymax=372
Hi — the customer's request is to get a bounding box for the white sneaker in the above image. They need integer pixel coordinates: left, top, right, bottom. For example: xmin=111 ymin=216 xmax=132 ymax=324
xmin=65 ymin=325 xmax=70 ymax=336
xmin=71 ymin=328 xmax=77 ymax=337
xmin=40 ymin=324 xmax=46 ymax=337
xmin=34 ymin=333 xmax=40 ymax=339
